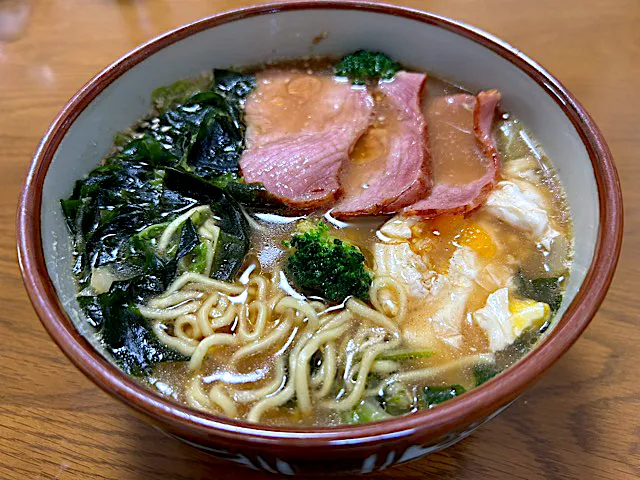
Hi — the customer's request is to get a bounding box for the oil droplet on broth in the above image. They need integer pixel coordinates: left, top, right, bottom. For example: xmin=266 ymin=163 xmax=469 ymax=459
xmin=270 ymin=96 xmax=286 ymax=107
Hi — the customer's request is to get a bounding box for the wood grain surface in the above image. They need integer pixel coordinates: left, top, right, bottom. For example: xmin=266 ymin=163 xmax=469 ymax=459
xmin=1 ymin=0 xmax=638 ymax=478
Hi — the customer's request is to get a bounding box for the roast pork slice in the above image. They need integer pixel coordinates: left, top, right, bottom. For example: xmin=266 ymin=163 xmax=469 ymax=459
xmin=239 ymin=70 xmax=374 ymax=208
xmin=332 ymin=72 xmax=431 ymax=217
xmin=403 ymin=90 xmax=501 ymax=217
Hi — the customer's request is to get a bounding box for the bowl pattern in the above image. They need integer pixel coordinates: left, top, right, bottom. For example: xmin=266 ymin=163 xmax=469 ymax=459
xmin=163 ymin=403 xmax=512 ymax=474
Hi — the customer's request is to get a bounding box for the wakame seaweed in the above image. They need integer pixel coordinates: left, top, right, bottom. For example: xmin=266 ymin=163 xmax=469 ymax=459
xmin=471 ymin=326 xmax=550 ymax=388
xmin=421 ymin=385 xmax=467 ymax=407
xmin=64 ymin=161 xmax=250 ymax=374
xmin=163 ymin=168 xmax=250 ymax=281
xmin=151 ymin=76 xmax=211 ymax=114
xmin=64 ymin=162 xmax=250 ymax=373
xmin=473 ymin=363 xmax=502 ymax=386
xmin=61 ymin=69 xmax=264 ymax=374
xmin=137 ymin=70 xmax=254 ymax=177
xmin=516 ymin=271 xmax=563 ymax=312
xmin=126 ymin=70 xmax=278 ymax=207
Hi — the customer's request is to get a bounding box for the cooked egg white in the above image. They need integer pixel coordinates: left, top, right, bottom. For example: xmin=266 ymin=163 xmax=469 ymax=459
xmin=473 ymin=287 xmax=550 ymax=352
xmin=373 ymin=242 xmax=434 ymax=297
xmin=426 ymin=246 xmax=480 ymax=348
xmin=378 ymin=215 xmax=418 ymax=241
xmin=484 ymin=180 xmax=560 ymax=250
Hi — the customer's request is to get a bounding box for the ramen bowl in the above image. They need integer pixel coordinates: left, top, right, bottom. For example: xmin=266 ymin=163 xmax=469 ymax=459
xmin=17 ymin=1 xmax=622 ymax=474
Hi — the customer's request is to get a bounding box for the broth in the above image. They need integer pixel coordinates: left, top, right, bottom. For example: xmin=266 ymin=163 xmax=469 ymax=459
xmin=63 ymin=53 xmax=573 ymax=427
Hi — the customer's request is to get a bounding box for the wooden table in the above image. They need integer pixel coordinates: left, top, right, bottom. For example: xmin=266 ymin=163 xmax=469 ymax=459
xmin=1 ymin=0 xmax=637 ymax=478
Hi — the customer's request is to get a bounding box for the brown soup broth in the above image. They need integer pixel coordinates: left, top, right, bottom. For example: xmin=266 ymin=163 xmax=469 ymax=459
xmin=129 ymin=59 xmax=571 ymax=427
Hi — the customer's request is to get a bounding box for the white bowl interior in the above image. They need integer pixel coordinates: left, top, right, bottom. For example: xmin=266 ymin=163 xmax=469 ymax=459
xmin=40 ymin=8 xmax=599 ymax=357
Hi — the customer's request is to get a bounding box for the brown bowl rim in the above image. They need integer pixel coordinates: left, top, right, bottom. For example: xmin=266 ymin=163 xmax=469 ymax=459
xmin=16 ymin=1 xmax=623 ymax=448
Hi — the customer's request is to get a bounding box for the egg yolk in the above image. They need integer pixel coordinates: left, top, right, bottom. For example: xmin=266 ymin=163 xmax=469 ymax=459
xmin=458 ymin=224 xmax=497 ymax=258
xmin=409 ymin=215 xmax=496 ymax=272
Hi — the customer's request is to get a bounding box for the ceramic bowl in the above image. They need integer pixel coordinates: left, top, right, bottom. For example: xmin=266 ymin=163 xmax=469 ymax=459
xmin=17 ymin=1 xmax=622 ymax=475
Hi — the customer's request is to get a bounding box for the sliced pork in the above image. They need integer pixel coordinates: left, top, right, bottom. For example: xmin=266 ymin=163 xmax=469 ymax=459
xmin=332 ymin=72 xmax=431 ymax=217
xmin=239 ymin=70 xmax=374 ymax=208
xmin=403 ymin=90 xmax=501 ymax=217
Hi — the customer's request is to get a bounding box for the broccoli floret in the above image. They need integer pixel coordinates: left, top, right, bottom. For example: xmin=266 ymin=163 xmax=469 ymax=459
xmin=285 ymin=221 xmax=372 ymax=303
xmin=334 ymin=50 xmax=401 ymax=85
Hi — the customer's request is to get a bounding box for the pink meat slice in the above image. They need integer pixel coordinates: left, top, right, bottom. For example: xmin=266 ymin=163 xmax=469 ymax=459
xmin=239 ymin=70 xmax=374 ymax=209
xmin=332 ymin=72 xmax=431 ymax=218
xmin=403 ymin=89 xmax=502 ymax=217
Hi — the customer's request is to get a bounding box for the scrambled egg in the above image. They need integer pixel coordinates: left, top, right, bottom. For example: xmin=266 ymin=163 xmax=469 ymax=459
xmin=376 ymin=213 xmax=552 ymax=351
xmin=473 ymin=287 xmax=550 ymax=352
